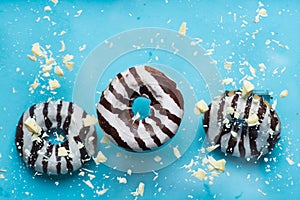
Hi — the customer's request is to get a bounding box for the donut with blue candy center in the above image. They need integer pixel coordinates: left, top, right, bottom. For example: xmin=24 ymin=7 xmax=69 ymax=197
xmin=97 ymin=66 xmax=184 ymax=152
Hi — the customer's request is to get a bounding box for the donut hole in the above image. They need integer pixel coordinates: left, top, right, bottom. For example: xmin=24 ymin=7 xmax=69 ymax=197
xmin=132 ymin=96 xmax=151 ymax=120
xmin=45 ymin=128 xmax=67 ymax=145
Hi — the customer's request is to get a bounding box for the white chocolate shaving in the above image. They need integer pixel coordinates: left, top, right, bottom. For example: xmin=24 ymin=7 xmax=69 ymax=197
xmin=206 ymin=144 xmax=220 ymax=152
xmin=208 ymin=156 xmax=226 ymax=172
xmin=59 ymin=41 xmax=66 ymax=52
xmin=192 ymin=168 xmax=207 ymax=180
xmin=24 ymin=117 xmax=41 ymax=134
xmin=194 ymin=100 xmax=209 ymax=115
xmin=224 ymin=61 xmax=233 ymax=70
xmin=31 ymin=43 xmax=44 ymax=57
xmin=93 ymin=151 xmax=107 ymax=165
xmin=286 ymin=157 xmax=295 ymax=165
xmin=96 ymin=188 xmax=108 ymax=196
xmin=173 ymin=146 xmax=181 ymax=159
xmin=82 ymin=115 xmax=98 ymax=127
xmin=178 ymin=22 xmax=187 ymax=36
xmin=131 ymin=182 xmax=145 ymax=197
xmin=49 ymin=79 xmax=61 ymax=90
xmin=117 ymin=177 xmax=127 ymax=184
xmin=65 ymin=62 xmax=74 ymax=71
xmin=58 ymin=147 xmax=68 ymax=157
xmin=54 ymin=66 xmax=64 ymax=77
xmin=241 ymin=80 xmax=254 ymax=98
xmin=279 ymin=90 xmax=288 ymax=98
xmin=245 ymin=114 xmax=259 ymax=126
xmin=154 ymin=156 xmax=162 ymax=162
xmin=30 ymin=79 xmax=40 ymax=90
xmin=27 ymin=55 xmax=37 ymax=62
xmin=44 ymin=6 xmax=52 ymax=12
xmin=83 ymin=180 xmax=94 ymax=189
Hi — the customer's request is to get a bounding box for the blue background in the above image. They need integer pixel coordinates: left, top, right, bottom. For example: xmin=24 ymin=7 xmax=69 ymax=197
xmin=0 ymin=0 xmax=300 ymax=199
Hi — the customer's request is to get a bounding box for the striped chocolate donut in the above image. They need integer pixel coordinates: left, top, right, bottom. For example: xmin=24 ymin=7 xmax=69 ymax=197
xmin=15 ymin=101 xmax=97 ymax=175
xmin=203 ymin=90 xmax=281 ymax=158
xmin=97 ymin=65 xmax=184 ymax=152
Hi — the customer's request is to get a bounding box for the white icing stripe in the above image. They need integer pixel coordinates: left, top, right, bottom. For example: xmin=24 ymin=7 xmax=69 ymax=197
xmin=22 ymin=110 xmax=33 ymax=163
xmin=207 ymin=95 xmax=223 ymax=144
xmin=256 ymin=106 xmax=271 ymax=152
xmin=220 ymin=132 xmax=231 ymax=152
xmin=151 ymin=107 xmax=178 ymax=133
xmin=47 ymin=145 xmax=58 ymax=175
xmin=104 ymin=89 xmax=130 ymax=110
xmin=111 ymin=75 xmax=130 ymax=99
xmin=97 ymin=103 xmax=143 ymax=151
xmin=144 ymin=118 xmax=169 ymax=144
xmin=135 ymin=66 xmax=183 ymax=118
xmin=34 ymin=142 xmax=48 ymax=173
xmin=136 ymin=123 xmax=158 ymax=149
xmin=66 ymin=104 xmax=83 ymax=171
xmin=243 ymin=131 xmax=251 ymax=158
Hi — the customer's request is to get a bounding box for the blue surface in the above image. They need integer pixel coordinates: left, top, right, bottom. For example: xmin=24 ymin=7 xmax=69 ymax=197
xmin=1 ymin=1 xmax=300 ymax=199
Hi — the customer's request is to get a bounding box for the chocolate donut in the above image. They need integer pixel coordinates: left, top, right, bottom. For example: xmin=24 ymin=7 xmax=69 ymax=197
xmin=97 ymin=65 xmax=184 ymax=152
xmin=203 ymin=90 xmax=281 ymax=158
xmin=15 ymin=100 xmax=97 ymax=175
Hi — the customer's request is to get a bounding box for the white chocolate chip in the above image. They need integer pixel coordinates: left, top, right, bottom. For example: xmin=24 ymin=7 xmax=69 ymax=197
xmin=58 ymin=147 xmax=68 ymax=157
xmin=192 ymin=168 xmax=207 ymax=180
xmin=42 ymin=65 xmax=52 ymax=72
xmin=258 ymin=63 xmax=266 ymax=71
xmin=206 ymin=144 xmax=220 ymax=152
xmin=49 ymin=79 xmax=61 ymax=90
xmin=194 ymin=100 xmax=209 ymax=115
xmin=62 ymin=54 xmax=73 ymax=63
xmin=241 ymin=80 xmax=255 ymax=98
xmin=227 ymin=107 xmax=235 ymax=115
xmin=30 ymin=79 xmax=40 ymax=90
xmin=279 ymin=90 xmax=288 ymax=98
xmin=65 ymin=62 xmax=74 ymax=71
xmin=24 ymin=117 xmax=42 ymax=134
xmin=173 ymin=146 xmax=181 ymax=159
xmin=79 ymin=44 xmax=87 ymax=52
xmin=100 ymin=135 xmax=110 ymax=144
xmin=44 ymin=6 xmax=52 ymax=12
xmin=231 ymin=131 xmax=238 ymax=138
xmin=286 ymin=157 xmax=295 ymax=165
xmin=93 ymin=151 xmax=107 ymax=165
xmin=154 ymin=156 xmax=162 ymax=162
xmin=208 ymin=156 xmax=226 ymax=172
xmin=131 ymin=182 xmax=145 ymax=197
xmin=77 ymin=142 xmax=84 ymax=149
xmin=82 ymin=115 xmax=98 ymax=127
xmin=259 ymin=8 xmax=268 ymax=17
xmin=117 ymin=177 xmax=127 ymax=184
xmin=83 ymin=180 xmax=94 ymax=190
xmin=54 ymin=66 xmax=64 ymax=77
xmin=222 ymin=78 xmax=233 ymax=85
xmin=178 ymin=22 xmax=187 ymax=36
xmin=31 ymin=43 xmax=44 ymax=57
xmin=245 ymin=114 xmax=259 ymax=126
xmin=96 ymin=188 xmax=108 ymax=196
xmin=224 ymin=61 xmax=233 ymax=70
